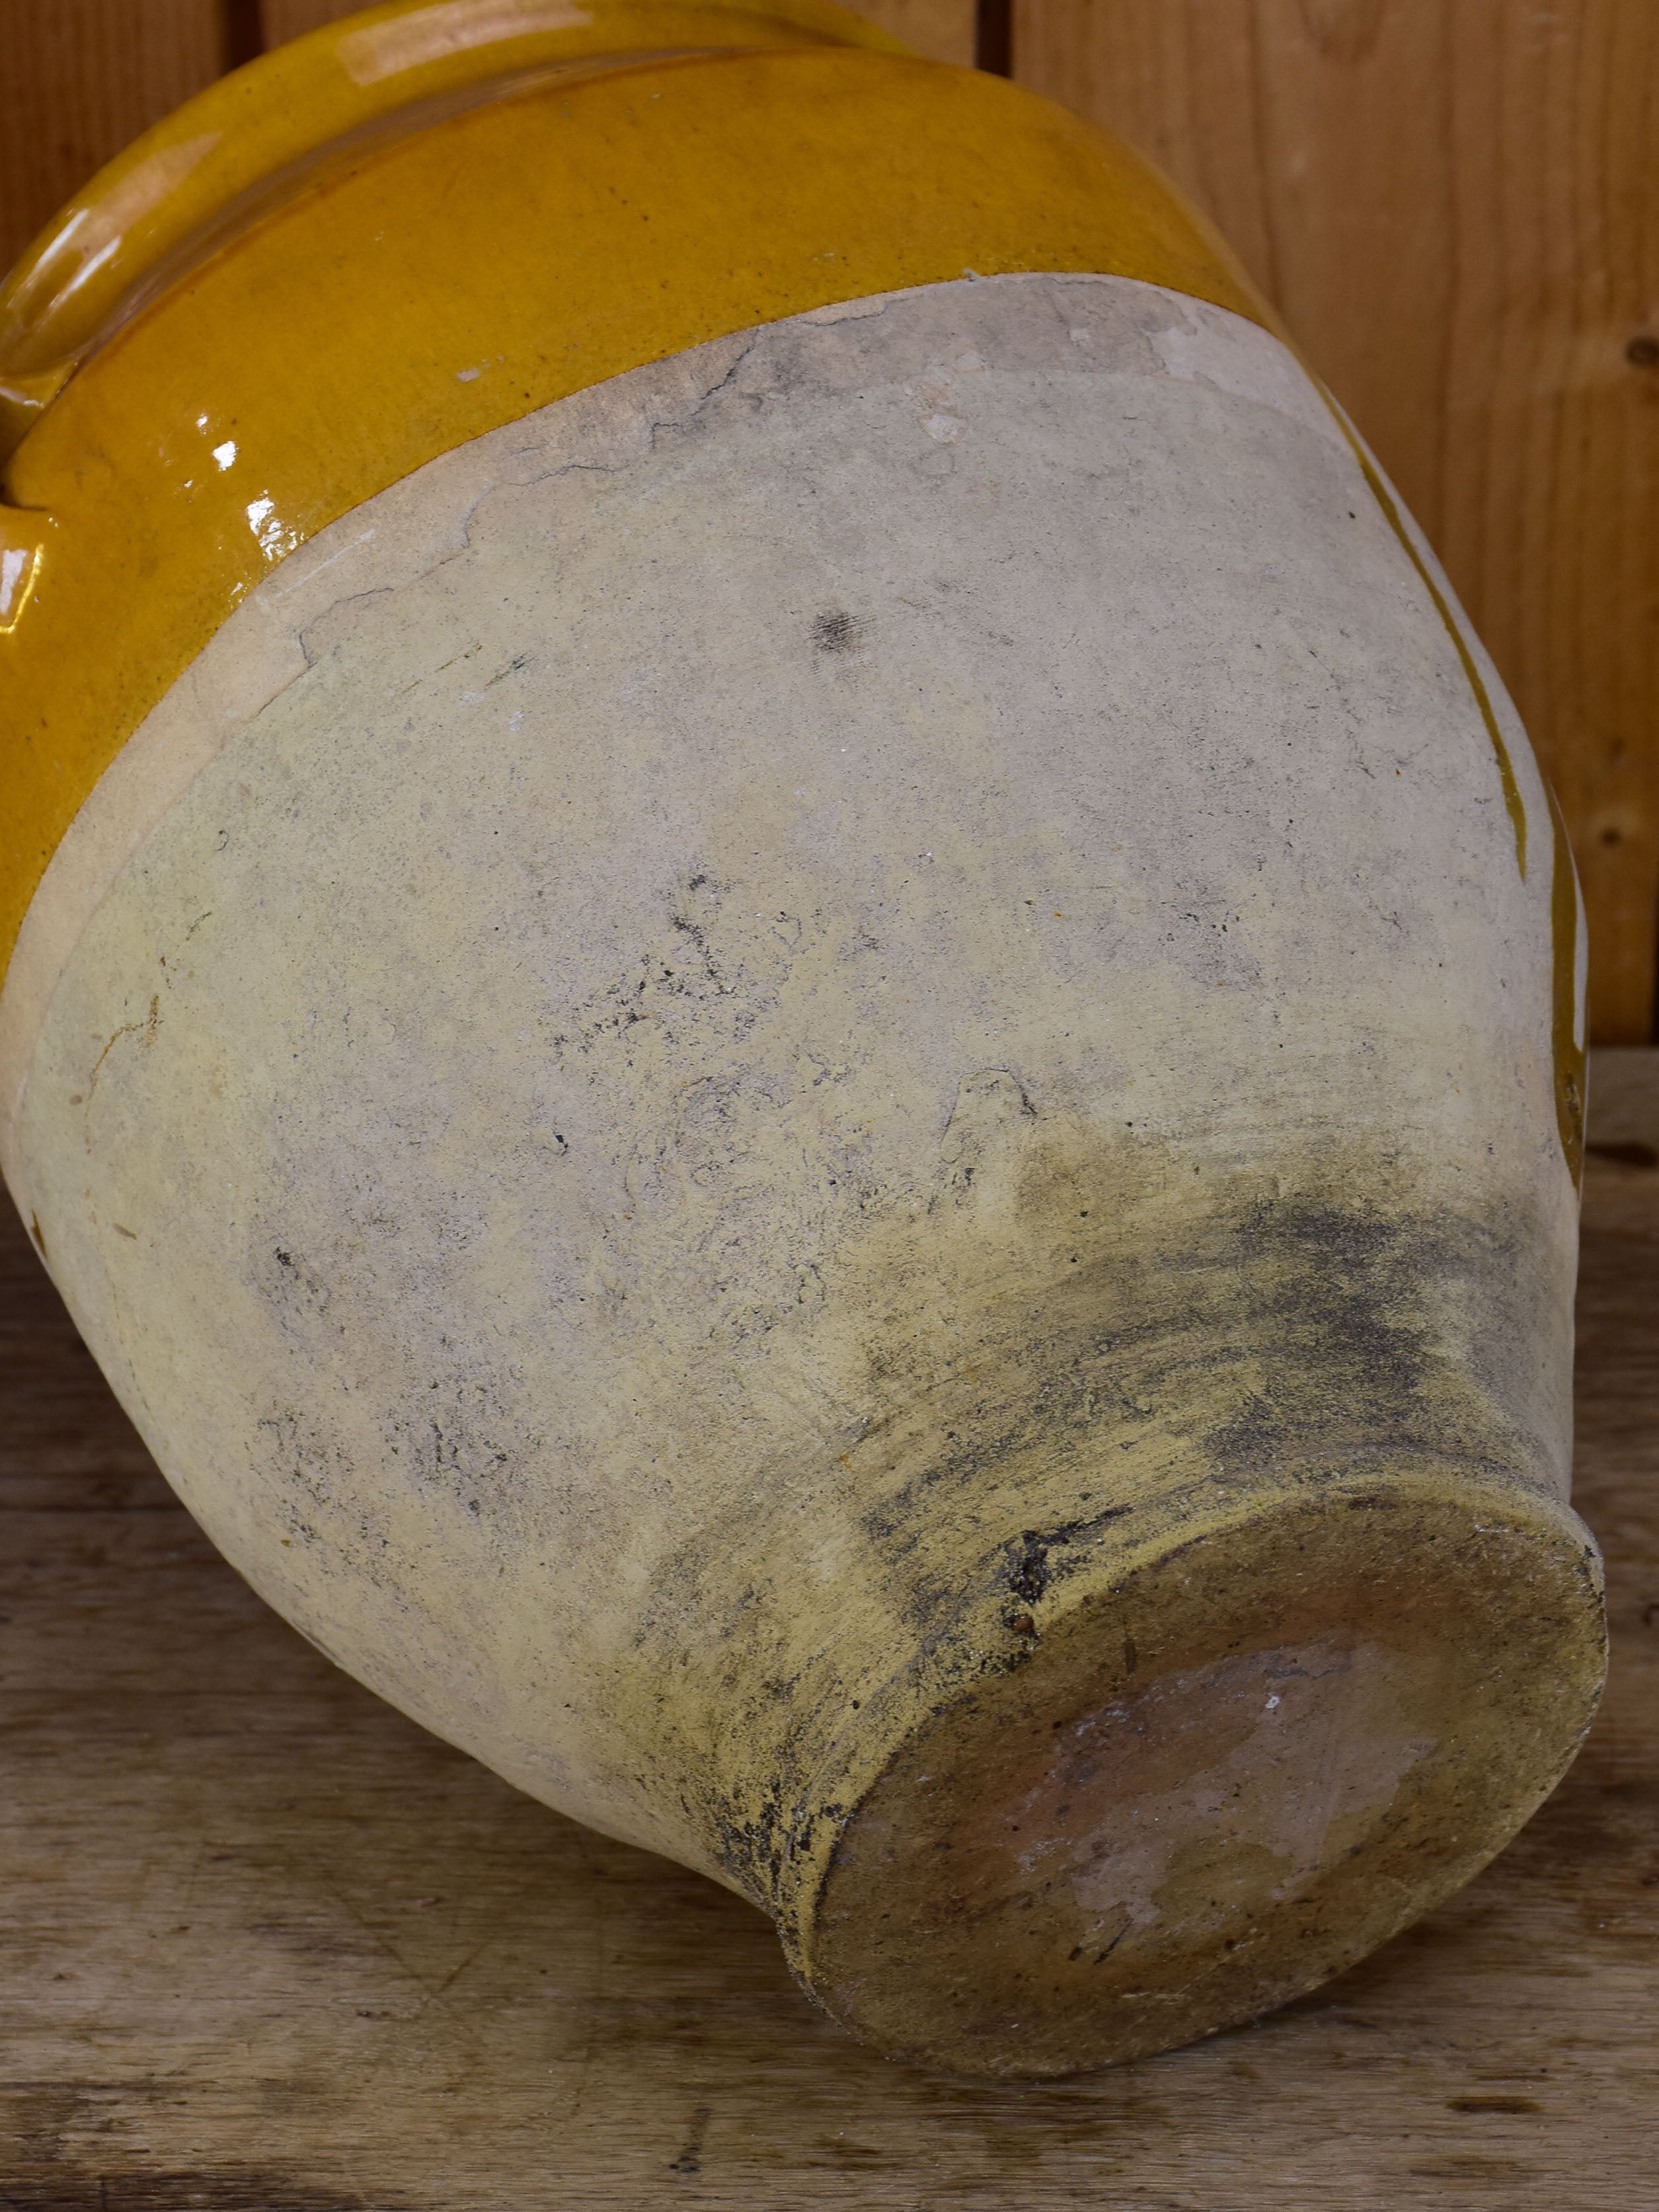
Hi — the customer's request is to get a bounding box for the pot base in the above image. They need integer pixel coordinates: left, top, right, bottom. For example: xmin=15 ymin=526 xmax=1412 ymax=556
xmin=797 ymin=1470 xmax=1603 ymax=2077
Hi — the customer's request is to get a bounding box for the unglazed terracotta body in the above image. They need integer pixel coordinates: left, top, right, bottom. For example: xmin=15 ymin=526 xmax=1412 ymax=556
xmin=0 ymin=0 xmax=1603 ymax=2077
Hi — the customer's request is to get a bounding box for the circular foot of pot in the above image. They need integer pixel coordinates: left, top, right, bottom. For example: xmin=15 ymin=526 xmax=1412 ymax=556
xmin=794 ymin=1472 xmax=1604 ymax=2077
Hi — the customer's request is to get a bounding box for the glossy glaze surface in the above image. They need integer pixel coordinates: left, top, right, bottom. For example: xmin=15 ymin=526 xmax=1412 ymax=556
xmin=0 ymin=18 xmax=1262 ymax=972
xmin=0 ymin=0 xmax=907 ymax=424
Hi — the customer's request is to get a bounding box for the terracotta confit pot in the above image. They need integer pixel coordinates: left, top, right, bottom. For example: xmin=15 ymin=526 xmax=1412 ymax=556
xmin=0 ymin=0 xmax=1604 ymax=2077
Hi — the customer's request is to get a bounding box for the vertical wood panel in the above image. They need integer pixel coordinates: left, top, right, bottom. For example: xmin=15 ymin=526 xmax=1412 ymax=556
xmin=1017 ymin=0 xmax=1659 ymax=1042
xmin=260 ymin=0 xmax=976 ymax=63
xmin=0 ymin=0 xmax=227 ymax=278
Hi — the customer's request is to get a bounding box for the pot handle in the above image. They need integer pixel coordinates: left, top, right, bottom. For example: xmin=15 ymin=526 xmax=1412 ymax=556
xmin=0 ymin=0 xmax=906 ymax=469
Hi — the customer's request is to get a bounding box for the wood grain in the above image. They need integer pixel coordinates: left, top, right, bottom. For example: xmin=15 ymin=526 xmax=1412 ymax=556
xmin=1014 ymin=0 xmax=1659 ymax=1044
xmin=0 ymin=0 xmax=226 ymax=279
xmin=258 ymin=0 xmax=977 ymax=64
xmin=1 ymin=1067 xmax=1654 ymax=2206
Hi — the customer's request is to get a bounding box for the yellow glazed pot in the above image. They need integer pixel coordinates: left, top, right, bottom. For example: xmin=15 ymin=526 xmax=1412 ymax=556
xmin=0 ymin=0 xmax=1604 ymax=2079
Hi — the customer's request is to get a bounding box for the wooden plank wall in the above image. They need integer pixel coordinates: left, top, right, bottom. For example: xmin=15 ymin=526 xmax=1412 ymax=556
xmin=1016 ymin=0 xmax=1659 ymax=1043
xmin=1 ymin=0 xmax=1654 ymax=1037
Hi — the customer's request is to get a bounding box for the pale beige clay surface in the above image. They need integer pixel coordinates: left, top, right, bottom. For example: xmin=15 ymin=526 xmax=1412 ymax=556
xmin=0 ymin=274 xmax=1601 ymax=2074
xmin=0 ymin=1096 xmax=1653 ymax=2203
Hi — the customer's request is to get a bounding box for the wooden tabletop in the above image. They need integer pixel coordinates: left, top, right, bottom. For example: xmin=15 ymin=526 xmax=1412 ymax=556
xmin=3 ymin=1093 xmax=1655 ymax=2209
